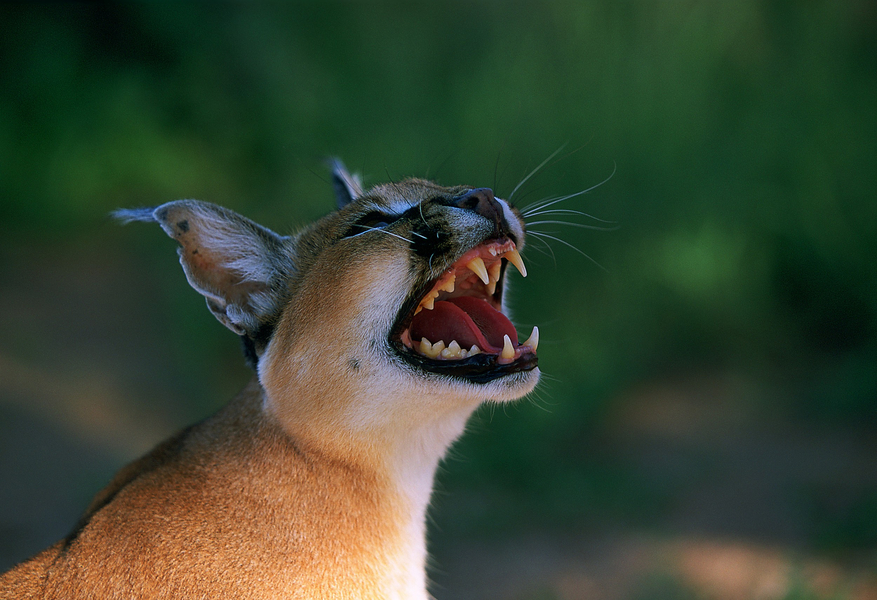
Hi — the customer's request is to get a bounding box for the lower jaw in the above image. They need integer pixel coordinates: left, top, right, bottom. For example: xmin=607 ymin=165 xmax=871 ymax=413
xmin=392 ymin=342 xmax=538 ymax=385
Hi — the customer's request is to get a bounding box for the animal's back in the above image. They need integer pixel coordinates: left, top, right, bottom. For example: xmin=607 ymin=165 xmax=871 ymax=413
xmin=1 ymin=381 xmax=407 ymax=599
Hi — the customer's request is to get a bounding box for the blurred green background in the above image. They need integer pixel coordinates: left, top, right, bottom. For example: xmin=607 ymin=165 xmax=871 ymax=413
xmin=1 ymin=2 xmax=875 ymax=598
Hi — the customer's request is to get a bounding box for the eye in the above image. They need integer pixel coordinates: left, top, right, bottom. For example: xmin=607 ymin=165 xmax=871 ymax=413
xmin=343 ymin=211 xmax=399 ymax=238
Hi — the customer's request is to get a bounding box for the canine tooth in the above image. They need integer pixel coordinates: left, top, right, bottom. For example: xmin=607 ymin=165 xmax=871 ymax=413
xmin=505 ymin=248 xmax=527 ymax=278
xmin=486 ymin=261 xmax=501 ymax=295
xmin=488 ymin=261 xmax=501 ymax=283
xmin=523 ymin=326 xmax=539 ymax=351
xmin=501 ymin=334 xmax=515 ymax=360
xmin=466 ymin=256 xmax=490 ymax=285
xmin=441 ymin=340 xmax=462 ymax=359
xmin=468 ymin=345 xmax=481 ymax=356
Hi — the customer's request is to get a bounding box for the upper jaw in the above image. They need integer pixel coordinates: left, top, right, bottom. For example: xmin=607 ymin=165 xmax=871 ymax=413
xmin=390 ymin=237 xmax=538 ymax=383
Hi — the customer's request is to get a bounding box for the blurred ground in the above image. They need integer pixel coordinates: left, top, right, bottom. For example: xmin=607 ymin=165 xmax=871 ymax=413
xmin=430 ymin=373 xmax=877 ymax=599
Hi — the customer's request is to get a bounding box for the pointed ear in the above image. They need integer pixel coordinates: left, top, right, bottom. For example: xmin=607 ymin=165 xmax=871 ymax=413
xmin=114 ymin=201 xmax=292 ymax=337
xmin=328 ymin=158 xmax=363 ymax=208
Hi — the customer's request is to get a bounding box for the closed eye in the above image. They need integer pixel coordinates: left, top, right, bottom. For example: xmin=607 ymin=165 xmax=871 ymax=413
xmin=342 ymin=211 xmax=395 ymax=237
xmin=342 ymin=210 xmax=416 ymax=244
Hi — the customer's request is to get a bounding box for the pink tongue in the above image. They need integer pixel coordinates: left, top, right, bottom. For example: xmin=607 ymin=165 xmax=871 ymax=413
xmin=410 ymin=297 xmax=518 ymax=352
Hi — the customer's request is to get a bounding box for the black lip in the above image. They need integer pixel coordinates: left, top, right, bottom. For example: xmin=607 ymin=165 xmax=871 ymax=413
xmin=390 ymin=341 xmax=538 ymax=384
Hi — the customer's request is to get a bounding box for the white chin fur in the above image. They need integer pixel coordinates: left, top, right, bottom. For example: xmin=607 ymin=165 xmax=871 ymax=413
xmin=477 ymin=367 xmax=541 ymax=402
xmin=421 ymin=365 xmax=541 ymax=404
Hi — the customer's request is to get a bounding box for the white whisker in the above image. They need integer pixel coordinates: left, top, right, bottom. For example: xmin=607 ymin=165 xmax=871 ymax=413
xmin=526 ymin=220 xmax=619 ymax=232
xmin=524 ymin=235 xmax=558 ymax=266
xmin=508 ymin=145 xmax=567 ymax=202
xmin=523 ymin=208 xmax=590 ymax=217
xmin=349 ymin=226 xmax=414 ymax=244
xmin=520 ymin=195 xmax=563 ymax=214
xmin=521 ymin=162 xmax=617 ymax=216
xmin=528 ymin=231 xmax=607 ymax=272
xmin=522 ymin=208 xmax=616 ymax=223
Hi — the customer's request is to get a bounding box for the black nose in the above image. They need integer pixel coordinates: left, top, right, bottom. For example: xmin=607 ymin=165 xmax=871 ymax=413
xmin=450 ymin=188 xmax=504 ymax=226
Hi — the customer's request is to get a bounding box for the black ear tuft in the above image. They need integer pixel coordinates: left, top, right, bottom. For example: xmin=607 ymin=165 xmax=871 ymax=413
xmin=328 ymin=158 xmax=364 ymax=209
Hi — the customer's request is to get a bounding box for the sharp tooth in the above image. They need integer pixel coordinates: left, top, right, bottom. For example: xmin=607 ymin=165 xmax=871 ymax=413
xmin=441 ymin=340 xmax=462 ymax=359
xmin=500 ymin=334 xmax=515 ymax=360
xmin=488 ymin=247 xmax=498 ymax=256
xmin=523 ymin=326 xmax=539 ymax=351
xmin=505 ymin=249 xmax=527 ymax=278
xmin=421 ymin=290 xmax=439 ymax=310
xmin=466 ymin=256 xmax=490 ymax=285
xmin=488 ymin=261 xmax=501 ymax=283
xmin=438 ymin=274 xmax=456 ymax=293
xmin=468 ymin=345 xmax=481 ymax=356
xmin=419 ymin=338 xmax=433 ymax=356
xmin=486 ymin=261 xmax=501 ymax=295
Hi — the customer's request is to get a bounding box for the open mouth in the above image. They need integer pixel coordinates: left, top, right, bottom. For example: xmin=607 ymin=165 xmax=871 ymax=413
xmin=391 ymin=239 xmax=538 ymax=383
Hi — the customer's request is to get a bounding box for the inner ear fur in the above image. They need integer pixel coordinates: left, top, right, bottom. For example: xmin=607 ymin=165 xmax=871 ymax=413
xmin=117 ymin=200 xmax=293 ymax=337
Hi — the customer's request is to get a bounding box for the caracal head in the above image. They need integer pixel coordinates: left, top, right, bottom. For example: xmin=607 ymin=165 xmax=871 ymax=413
xmin=116 ymin=162 xmax=540 ymax=444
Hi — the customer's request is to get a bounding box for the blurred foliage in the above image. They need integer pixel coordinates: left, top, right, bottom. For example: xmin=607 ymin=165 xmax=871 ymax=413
xmin=1 ymin=0 xmax=876 ymax=556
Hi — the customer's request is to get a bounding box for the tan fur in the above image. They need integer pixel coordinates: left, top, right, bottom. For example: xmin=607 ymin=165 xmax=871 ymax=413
xmin=1 ymin=174 xmax=539 ymax=598
xmin=3 ymin=382 xmax=408 ymax=598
